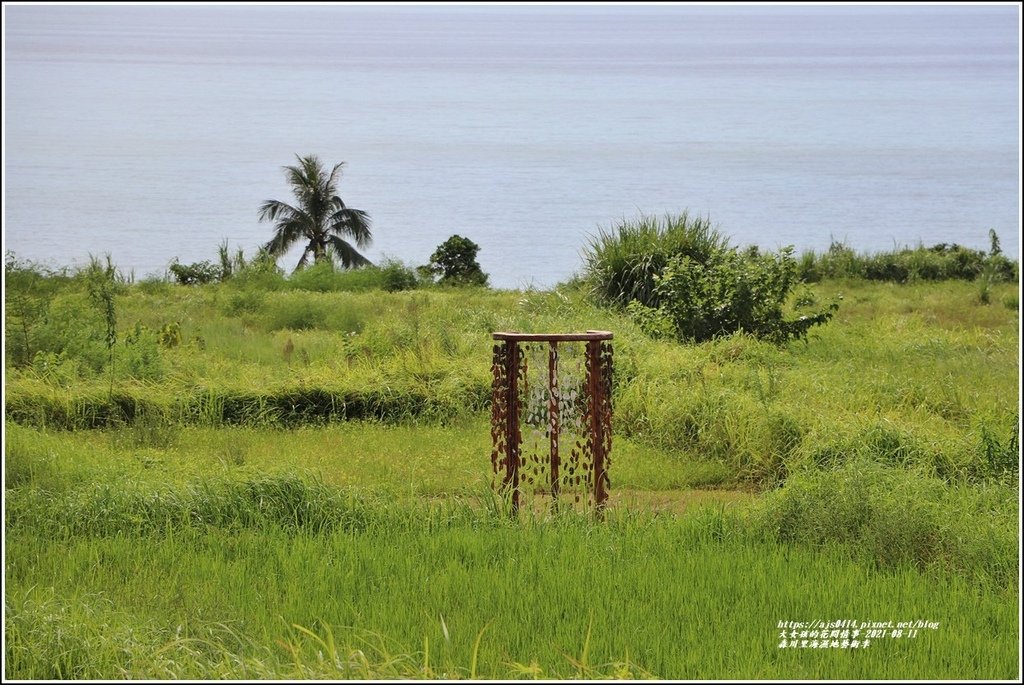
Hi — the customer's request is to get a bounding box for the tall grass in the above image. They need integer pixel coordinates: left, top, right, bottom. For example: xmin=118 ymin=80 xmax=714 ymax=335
xmin=752 ymin=459 xmax=1018 ymax=587
xmin=5 ymin=475 xmax=1018 ymax=679
xmin=4 ymin=253 xmax=1020 ymax=680
xmin=582 ymin=212 xmax=729 ymax=308
xmin=5 ymin=279 xmax=1018 ymax=490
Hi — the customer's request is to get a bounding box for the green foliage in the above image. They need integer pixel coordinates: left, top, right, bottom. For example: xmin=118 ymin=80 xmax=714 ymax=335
xmin=216 ymin=239 xmax=247 ymax=281
xmin=158 ymin=322 xmax=182 ymax=348
xmin=378 ymin=258 xmax=420 ymax=292
xmin=974 ymin=413 xmax=1019 ymax=484
xmin=753 ymin=460 xmax=1018 ymax=586
xmin=583 ymin=212 xmax=728 ymax=308
xmin=169 ymin=259 xmax=220 ymax=286
xmin=2 ymin=254 xmax=116 ymax=371
xmin=4 ymin=254 xmax=65 ymax=366
xmin=170 ymin=243 xmax=278 ymax=287
xmin=110 ymin=406 xmax=179 ymax=450
xmin=280 ymin=259 xmax=420 ymax=293
xmin=4 ymin=463 xmax=1018 ymax=679
xmin=84 ymin=255 xmax=122 ymax=393
xmin=229 ymin=249 xmax=286 ymax=290
xmin=120 ymin=323 xmax=165 ymax=381
xmin=798 ymin=234 xmax=1018 ymax=284
xmin=584 ymin=214 xmax=836 ymax=344
xmin=28 ymin=351 xmax=81 ymax=387
xmin=27 ymin=293 xmax=108 ymax=374
xmin=631 ymin=246 xmax=838 ymax=344
xmin=286 ymin=260 xmax=345 ymax=293
xmin=425 ymin=235 xmax=489 ymax=286
xmin=264 ymin=298 xmax=329 ymax=331
xmin=136 ymin=276 xmax=173 ymax=296
xmin=222 ymin=290 xmax=266 ymax=316
xmin=3 ymin=250 xmax=1020 ymax=680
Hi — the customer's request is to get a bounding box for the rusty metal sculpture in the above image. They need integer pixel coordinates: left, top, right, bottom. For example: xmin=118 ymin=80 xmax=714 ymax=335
xmin=490 ymin=331 xmax=613 ymax=515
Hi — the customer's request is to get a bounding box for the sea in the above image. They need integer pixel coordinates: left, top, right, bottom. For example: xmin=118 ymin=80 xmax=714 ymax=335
xmin=3 ymin=4 xmax=1020 ymax=289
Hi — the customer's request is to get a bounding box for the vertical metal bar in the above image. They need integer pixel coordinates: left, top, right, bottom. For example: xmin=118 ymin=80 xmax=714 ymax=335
xmin=506 ymin=340 xmax=520 ymax=515
xmin=587 ymin=339 xmax=607 ymax=516
xmin=599 ymin=342 xmax=613 ymax=512
xmin=548 ymin=340 xmax=560 ymax=508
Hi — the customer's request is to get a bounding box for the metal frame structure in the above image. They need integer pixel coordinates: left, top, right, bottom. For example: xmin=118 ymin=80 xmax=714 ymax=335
xmin=490 ymin=331 xmax=613 ymax=515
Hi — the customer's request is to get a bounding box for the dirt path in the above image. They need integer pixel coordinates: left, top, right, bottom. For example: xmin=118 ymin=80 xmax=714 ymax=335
xmin=503 ymin=487 xmax=757 ymax=516
xmin=608 ymin=488 xmax=756 ymax=514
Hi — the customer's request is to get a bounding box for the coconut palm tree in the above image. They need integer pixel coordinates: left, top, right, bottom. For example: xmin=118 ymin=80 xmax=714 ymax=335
xmin=259 ymin=155 xmax=373 ymax=271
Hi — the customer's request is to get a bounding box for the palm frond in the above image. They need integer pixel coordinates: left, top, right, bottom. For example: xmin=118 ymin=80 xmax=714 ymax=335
xmin=328 ymin=207 xmax=373 ymax=248
xmin=258 ymin=199 xmax=300 ymax=224
xmin=263 ymin=216 xmax=309 ymax=256
xmin=326 ymin=161 xmax=345 ymax=189
xmin=326 ymin=235 xmax=371 ymax=269
xmin=295 ymin=245 xmax=313 ymax=271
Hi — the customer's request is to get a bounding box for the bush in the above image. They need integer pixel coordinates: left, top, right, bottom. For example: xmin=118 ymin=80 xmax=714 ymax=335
xmin=30 ymin=293 xmax=108 ymax=375
xmin=230 ymin=250 xmax=286 ymax=290
xmin=424 ymin=235 xmax=489 ymax=286
xmin=119 ymin=322 xmax=164 ymax=381
xmin=169 ymin=259 xmax=220 ymax=286
xmin=286 ymin=259 xmax=420 ymax=293
xmin=584 ymin=212 xmax=728 ymax=309
xmin=624 ymin=244 xmax=838 ymax=344
xmin=222 ymin=289 xmax=266 ymax=316
xmin=287 ymin=260 xmax=343 ymax=292
xmin=5 ymin=255 xmax=64 ymax=367
xmin=584 ymin=213 xmax=837 ymax=344
xmin=378 ymin=258 xmax=419 ymax=292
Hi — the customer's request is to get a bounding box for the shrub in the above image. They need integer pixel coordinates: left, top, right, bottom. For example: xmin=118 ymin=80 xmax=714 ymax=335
xmin=583 ymin=212 xmax=728 ymax=308
xmin=230 ymin=249 xmax=286 ymax=290
xmin=798 ymin=233 xmax=1018 ymax=284
xmin=5 ymin=255 xmax=61 ymax=367
xmin=631 ymin=246 xmax=839 ymax=344
xmin=584 ymin=213 xmax=837 ymax=344
xmin=135 ymin=276 xmax=172 ymax=296
xmin=285 ymin=259 xmax=419 ymax=293
xmin=29 ymin=294 xmax=107 ymax=375
xmin=216 ymin=239 xmax=248 ymax=281
xmin=424 ymin=235 xmax=489 ymax=286
xmin=169 ymin=259 xmax=220 ymax=286
xmin=119 ymin=323 xmax=164 ymax=381
xmin=287 ymin=260 xmax=343 ymax=292
xmin=378 ymin=258 xmax=419 ymax=292
xmin=222 ymin=289 xmax=266 ymax=316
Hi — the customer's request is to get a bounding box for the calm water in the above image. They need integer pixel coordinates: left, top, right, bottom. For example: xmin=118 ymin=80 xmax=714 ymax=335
xmin=4 ymin=5 xmax=1020 ymax=288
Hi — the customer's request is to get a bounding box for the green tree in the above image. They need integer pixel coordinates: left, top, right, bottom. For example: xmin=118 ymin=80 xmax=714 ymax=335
xmin=425 ymin=235 xmax=489 ymax=286
xmin=259 ymin=155 xmax=373 ymax=271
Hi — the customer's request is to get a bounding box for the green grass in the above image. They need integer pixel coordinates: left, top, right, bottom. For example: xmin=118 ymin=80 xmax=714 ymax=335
xmin=5 ymin=476 xmax=1018 ymax=680
xmin=6 ymin=281 xmax=1018 ymax=485
xmin=4 ymin=256 xmax=1020 ymax=680
xmin=2 ymin=418 xmax=732 ymax=497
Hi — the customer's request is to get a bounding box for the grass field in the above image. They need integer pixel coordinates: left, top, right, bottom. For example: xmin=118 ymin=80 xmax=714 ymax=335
xmin=3 ymin=259 xmax=1020 ymax=679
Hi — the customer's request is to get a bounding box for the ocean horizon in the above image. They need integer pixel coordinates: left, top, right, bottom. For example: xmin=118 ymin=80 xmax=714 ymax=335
xmin=4 ymin=4 xmax=1020 ymax=288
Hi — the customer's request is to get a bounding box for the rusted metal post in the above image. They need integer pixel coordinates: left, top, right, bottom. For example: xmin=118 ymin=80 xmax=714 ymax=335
xmin=548 ymin=341 xmax=560 ymax=508
xmin=586 ymin=339 xmax=608 ymax=515
xmin=505 ymin=340 xmax=520 ymax=515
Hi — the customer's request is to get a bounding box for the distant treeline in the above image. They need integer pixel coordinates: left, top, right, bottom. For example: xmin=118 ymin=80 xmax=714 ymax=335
xmin=796 ymin=232 xmax=1017 ymax=284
